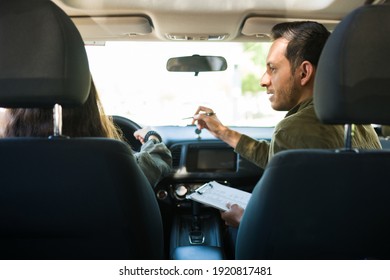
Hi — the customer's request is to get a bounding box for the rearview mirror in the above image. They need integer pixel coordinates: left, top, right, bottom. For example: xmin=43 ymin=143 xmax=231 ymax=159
xmin=166 ymin=55 xmax=227 ymax=76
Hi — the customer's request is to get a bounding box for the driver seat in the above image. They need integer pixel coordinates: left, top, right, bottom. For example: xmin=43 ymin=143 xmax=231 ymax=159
xmin=0 ymin=1 xmax=164 ymax=259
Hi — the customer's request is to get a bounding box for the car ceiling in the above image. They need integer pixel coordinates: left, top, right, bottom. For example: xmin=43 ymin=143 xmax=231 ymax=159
xmin=52 ymin=0 xmax=383 ymax=42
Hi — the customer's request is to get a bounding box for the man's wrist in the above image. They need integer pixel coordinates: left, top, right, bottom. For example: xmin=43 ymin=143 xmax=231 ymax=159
xmin=219 ymin=127 xmax=241 ymax=149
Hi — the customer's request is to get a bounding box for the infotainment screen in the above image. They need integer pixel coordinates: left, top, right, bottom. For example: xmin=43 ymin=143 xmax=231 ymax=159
xmin=186 ymin=147 xmax=237 ymax=172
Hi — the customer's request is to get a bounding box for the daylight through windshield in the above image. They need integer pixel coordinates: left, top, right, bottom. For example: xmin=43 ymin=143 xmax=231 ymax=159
xmin=86 ymin=41 xmax=285 ymax=127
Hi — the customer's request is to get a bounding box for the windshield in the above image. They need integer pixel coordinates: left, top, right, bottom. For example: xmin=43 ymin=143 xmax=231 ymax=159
xmin=86 ymin=41 xmax=285 ymax=127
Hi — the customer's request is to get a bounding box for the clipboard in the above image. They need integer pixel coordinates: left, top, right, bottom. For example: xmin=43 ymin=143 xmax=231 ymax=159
xmin=186 ymin=181 xmax=251 ymax=211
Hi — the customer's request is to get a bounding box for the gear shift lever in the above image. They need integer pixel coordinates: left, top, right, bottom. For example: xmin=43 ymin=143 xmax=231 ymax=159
xmin=189 ymin=201 xmax=204 ymax=244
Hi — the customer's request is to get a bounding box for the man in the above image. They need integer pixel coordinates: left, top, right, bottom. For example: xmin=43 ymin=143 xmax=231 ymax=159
xmin=192 ymin=21 xmax=381 ymax=228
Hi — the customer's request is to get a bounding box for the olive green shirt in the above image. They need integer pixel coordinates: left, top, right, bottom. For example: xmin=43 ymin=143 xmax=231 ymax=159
xmin=235 ymin=98 xmax=382 ymax=169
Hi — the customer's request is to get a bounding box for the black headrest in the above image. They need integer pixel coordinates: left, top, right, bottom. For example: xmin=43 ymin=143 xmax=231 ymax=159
xmin=314 ymin=4 xmax=390 ymax=125
xmin=0 ymin=0 xmax=90 ymax=108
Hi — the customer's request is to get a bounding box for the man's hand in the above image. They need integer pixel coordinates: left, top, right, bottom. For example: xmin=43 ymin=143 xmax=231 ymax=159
xmin=192 ymin=106 xmax=224 ymax=137
xmin=192 ymin=105 xmax=242 ymax=149
xmin=220 ymin=203 xmax=244 ymax=228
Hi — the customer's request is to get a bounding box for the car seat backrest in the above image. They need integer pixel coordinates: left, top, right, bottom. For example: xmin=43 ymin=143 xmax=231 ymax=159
xmin=0 ymin=0 xmax=90 ymax=108
xmin=314 ymin=4 xmax=390 ymax=125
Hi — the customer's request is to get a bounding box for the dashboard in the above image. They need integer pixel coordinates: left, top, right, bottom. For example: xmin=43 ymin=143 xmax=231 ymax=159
xmin=112 ymin=117 xmax=273 ymax=208
xmin=156 ymin=141 xmax=263 ymax=212
xmin=152 ymin=125 xmax=272 ymax=208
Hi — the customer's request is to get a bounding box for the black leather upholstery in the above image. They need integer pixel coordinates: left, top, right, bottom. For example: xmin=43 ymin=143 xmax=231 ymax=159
xmin=0 ymin=138 xmax=164 ymax=259
xmin=0 ymin=0 xmax=164 ymax=259
xmin=0 ymin=0 xmax=90 ymax=108
xmin=314 ymin=5 xmax=390 ymax=125
xmin=236 ymin=4 xmax=390 ymax=260
xmin=236 ymin=149 xmax=390 ymax=259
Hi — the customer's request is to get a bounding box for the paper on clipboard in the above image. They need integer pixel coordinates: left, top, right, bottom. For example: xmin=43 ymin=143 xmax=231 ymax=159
xmin=186 ymin=181 xmax=251 ymax=211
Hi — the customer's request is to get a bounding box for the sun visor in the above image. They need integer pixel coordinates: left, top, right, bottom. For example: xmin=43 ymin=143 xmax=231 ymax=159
xmin=241 ymin=17 xmax=339 ymax=39
xmin=72 ymin=16 xmax=153 ymax=41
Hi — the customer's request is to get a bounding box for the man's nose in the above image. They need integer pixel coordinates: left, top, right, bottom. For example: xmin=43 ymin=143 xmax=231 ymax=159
xmin=260 ymin=72 xmax=270 ymax=88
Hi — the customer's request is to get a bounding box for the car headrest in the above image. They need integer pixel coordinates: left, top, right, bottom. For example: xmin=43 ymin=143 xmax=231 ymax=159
xmin=0 ymin=0 xmax=90 ymax=108
xmin=314 ymin=4 xmax=390 ymax=125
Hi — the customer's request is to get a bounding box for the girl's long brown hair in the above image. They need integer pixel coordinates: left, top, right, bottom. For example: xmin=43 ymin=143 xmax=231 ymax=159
xmin=3 ymin=79 xmax=123 ymax=140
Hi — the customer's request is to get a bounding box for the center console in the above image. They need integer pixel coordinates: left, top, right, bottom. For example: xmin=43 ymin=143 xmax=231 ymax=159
xmin=169 ymin=204 xmax=225 ymax=259
xmin=156 ymin=141 xmax=263 ymax=259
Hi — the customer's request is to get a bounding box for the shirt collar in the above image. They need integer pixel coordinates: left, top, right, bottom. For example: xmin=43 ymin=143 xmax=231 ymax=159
xmin=285 ymin=97 xmax=314 ymax=118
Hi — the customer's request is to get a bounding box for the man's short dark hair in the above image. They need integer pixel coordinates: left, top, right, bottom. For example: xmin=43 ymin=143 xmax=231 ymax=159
xmin=271 ymin=21 xmax=330 ymax=72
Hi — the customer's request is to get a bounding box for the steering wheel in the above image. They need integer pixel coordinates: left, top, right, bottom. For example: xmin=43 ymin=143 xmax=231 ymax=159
xmin=111 ymin=115 xmax=142 ymax=152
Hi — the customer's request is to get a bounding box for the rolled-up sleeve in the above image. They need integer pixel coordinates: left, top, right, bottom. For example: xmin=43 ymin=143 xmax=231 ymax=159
xmin=234 ymin=134 xmax=270 ymax=169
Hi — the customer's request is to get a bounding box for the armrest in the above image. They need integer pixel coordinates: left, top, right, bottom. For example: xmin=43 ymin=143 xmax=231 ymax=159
xmin=171 ymin=245 xmax=225 ymax=260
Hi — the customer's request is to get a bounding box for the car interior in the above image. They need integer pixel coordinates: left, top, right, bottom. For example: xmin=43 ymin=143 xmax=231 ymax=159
xmin=0 ymin=0 xmax=389 ymax=260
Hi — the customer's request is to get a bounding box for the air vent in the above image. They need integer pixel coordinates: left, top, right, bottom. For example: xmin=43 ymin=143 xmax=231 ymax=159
xmin=166 ymin=33 xmax=228 ymax=41
xmin=170 ymin=145 xmax=182 ymax=169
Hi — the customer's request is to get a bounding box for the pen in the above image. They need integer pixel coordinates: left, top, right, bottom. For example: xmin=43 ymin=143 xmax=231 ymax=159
xmin=182 ymin=112 xmax=215 ymax=120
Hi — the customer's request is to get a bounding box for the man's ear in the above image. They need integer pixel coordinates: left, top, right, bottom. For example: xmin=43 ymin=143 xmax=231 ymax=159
xmin=298 ymin=61 xmax=314 ymax=86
